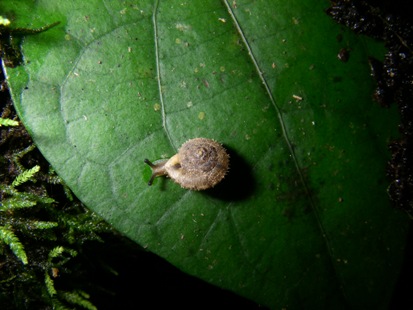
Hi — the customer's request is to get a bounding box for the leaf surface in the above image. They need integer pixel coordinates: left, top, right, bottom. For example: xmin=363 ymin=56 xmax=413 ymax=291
xmin=3 ymin=0 xmax=409 ymax=308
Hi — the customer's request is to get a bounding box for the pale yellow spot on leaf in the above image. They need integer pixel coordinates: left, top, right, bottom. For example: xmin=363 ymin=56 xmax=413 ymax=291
xmin=153 ymin=103 xmax=161 ymax=112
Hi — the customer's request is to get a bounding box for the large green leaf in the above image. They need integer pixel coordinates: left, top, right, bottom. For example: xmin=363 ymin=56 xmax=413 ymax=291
xmin=3 ymin=0 xmax=409 ymax=308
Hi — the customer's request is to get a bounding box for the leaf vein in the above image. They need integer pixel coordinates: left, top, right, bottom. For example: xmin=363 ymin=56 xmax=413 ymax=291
xmin=153 ymin=0 xmax=174 ymax=149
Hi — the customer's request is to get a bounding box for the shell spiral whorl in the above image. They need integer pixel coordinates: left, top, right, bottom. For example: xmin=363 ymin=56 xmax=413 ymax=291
xmin=180 ymin=139 xmax=220 ymax=172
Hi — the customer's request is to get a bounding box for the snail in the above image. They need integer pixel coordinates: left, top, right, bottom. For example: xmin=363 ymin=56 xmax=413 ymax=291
xmin=144 ymin=138 xmax=229 ymax=190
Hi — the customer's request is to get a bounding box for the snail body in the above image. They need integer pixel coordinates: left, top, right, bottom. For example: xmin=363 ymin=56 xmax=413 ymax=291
xmin=144 ymin=138 xmax=229 ymax=190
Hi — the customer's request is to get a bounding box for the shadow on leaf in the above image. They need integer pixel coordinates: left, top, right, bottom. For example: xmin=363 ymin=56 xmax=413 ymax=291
xmin=205 ymin=145 xmax=255 ymax=201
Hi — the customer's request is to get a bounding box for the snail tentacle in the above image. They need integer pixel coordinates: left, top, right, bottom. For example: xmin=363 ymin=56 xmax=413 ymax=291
xmin=144 ymin=158 xmax=168 ymax=186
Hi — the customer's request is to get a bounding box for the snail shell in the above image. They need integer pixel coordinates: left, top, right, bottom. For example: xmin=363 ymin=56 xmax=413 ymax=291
xmin=144 ymin=138 xmax=229 ymax=190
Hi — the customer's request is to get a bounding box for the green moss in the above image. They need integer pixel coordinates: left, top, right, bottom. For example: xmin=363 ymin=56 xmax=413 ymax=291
xmin=0 ymin=103 xmax=113 ymax=310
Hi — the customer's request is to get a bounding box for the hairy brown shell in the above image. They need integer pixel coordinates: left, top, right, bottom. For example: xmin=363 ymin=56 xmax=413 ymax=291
xmin=144 ymin=138 xmax=229 ymax=190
